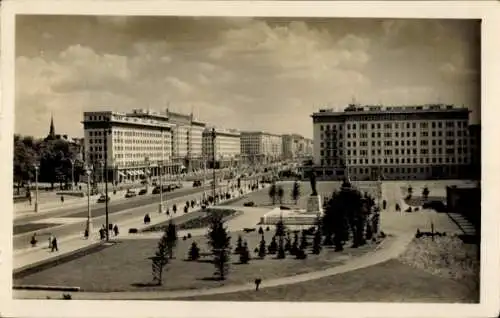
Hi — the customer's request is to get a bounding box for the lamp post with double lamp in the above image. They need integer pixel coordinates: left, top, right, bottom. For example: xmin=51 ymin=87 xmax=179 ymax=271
xmin=144 ymin=156 xmax=150 ymax=192
xmin=158 ymin=128 xmax=165 ymax=214
xmin=103 ymin=128 xmax=112 ymax=241
xmin=33 ymin=163 xmax=39 ymax=212
xmin=85 ymin=165 xmax=92 ymax=238
xmin=68 ymin=158 xmax=75 ymax=190
xmin=211 ymin=128 xmax=216 ymax=203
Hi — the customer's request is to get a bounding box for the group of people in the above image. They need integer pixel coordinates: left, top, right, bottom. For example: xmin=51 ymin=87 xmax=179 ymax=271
xmin=30 ymin=233 xmax=59 ymax=252
xmin=98 ymin=224 xmax=119 ymax=240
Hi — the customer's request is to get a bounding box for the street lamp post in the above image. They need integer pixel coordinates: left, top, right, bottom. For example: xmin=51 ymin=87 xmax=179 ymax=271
xmin=103 ymin=128 xmax=111 ymax=241
xmin=33 ymin=163 xmax=39 ymax=213
xmin=85 ymin=166 xmax=92 ymax=238
xmin=69 ymin=159 xmax=75 ymax=190
xmin=159 ymin=128 xmax=164 ymax=214
xmin=211 ymin=128 xmax=216 ymax=203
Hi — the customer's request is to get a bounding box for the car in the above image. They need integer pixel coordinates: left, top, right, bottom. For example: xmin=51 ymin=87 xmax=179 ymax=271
xmin=138 ymin=189 xmax=148 ymax=195
xmin=193 ymin=180 xmax=202 ymax=187
xmin=97 ymin=194 xmax=110 ymax=203
xmin=152 ymin=185 xmax=170 ymax=194
xmin=125 ymin=190 xmax=137 ymax=198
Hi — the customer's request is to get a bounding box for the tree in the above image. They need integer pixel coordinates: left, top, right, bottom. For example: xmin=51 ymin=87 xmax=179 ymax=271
xmin=275 ymin=219 xmax=286 ymax=259
xmin=277 ymin=185 xmax=285 ymax=205
xmin=268 ymin=236 xmax=278 ymax=254
xmin=291 ymin=180 xmax=301 ymax=205
xmin=258 ymin=235 xmax=267 ymax=259
xmin=312 ymin=229 xmax=322 ymax=254
xmin=166 ymin=220 xmax=178 ymax=259
xmin=188 ymin=242 xmax=200 ymax=261
xmin=206 ymin=213 xmax=231 ymax=280
xmin=268 ymin=183 xmax=277 ymax=205
xmin=239 ymin=241 xmax=250 ymax=264
xmin=422 ymin=186 xmax=430 ymax=201
xmin=150 ymin=229 xmax=170 ymax=285
xmin=13 ymin=135 xmax=37 ymax=194
xmin=234 ymin=235 xmax=244 ymax=254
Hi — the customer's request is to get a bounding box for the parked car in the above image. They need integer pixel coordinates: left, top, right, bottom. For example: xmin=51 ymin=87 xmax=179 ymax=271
xmin=152 ymin=185 xmax=170 ymax=194
xmin=125 ymin=190 xmax=137 ymax=198
xmin=138 ymin=189 xmax=148 ymax=195
xmin=193 ymin=180 xmax=202 ymax=187
xmin=97 ymin=194 xmax=110 ymax=203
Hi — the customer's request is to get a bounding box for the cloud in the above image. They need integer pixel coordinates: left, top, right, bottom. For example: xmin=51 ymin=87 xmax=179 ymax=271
xmin=14 ymin=16 xmax=480 ymax=139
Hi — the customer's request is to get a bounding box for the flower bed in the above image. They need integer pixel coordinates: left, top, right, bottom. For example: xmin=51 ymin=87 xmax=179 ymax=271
xmin=179 ymin=208 xmax=240 ymax=230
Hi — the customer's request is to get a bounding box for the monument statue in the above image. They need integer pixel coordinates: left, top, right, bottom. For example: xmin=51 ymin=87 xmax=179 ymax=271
xmin=309 ymin=169 xmax=317 ymax=196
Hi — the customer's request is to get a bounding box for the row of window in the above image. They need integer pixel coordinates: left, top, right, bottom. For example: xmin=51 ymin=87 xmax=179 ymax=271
xmin=321 ymin=138 xmax=468 ymax=149
xmin=321 ymin=155 xmax=469 ymax=166
xmin=320 ymin=120 xmax=468 ymax=131
xmin=321 ymin=146 xmax=469 ymax=157
xmin=342 ymin=165 xmax=464 ymax=176
xmin=322 ymin=130 xmax=468 ymax=140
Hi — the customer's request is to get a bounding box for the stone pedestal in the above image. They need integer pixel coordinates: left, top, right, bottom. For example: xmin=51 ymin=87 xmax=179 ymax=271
xmin=306 ymin=195 xmax=323 ymax=216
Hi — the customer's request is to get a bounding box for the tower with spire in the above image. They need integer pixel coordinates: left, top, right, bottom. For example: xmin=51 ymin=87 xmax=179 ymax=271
xmin=44 ymin=113 xmax=56 ymax=141
xmin=49 ymin=113 xmax=55 ymax=138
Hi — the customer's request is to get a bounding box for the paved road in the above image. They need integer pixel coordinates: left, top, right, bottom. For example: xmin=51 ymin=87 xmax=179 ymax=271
xmin=13 ymin=184 xmax=256 ymax=250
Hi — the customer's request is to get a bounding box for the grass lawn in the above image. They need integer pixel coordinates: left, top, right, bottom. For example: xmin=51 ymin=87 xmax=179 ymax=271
xmin=14 ymin=228 xmax=379 ymax=292
xmin=179 ymin=259 xmax=478 ymax=303
xmin=223 ymin=181 xmax=378 ymax=209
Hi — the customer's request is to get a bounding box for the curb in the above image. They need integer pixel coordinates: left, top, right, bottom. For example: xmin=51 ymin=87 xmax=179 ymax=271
xmin=13 ymin=285 xmax=81 ymax=292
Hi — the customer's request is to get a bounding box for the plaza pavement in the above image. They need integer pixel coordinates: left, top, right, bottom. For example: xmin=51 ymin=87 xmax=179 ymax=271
xmin=13 ymin=179 xmax=476 ymax=299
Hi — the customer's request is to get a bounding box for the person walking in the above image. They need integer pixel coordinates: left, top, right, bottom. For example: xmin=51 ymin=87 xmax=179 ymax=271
xmin=30 ymin=233 xmax=38 ymax=247
xmin=60 ymin=195 xmax=65 ymax=204
xmin=51 ymin=236 xmax=59 ymax=252
xmin=48 ymin=234 xmax=53 ymax=249
xmin=113 ymin=224 xmax=119 ymax=237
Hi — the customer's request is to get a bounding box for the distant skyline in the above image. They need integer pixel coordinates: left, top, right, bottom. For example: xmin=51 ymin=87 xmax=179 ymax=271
xmin=15 ymin=16 xmax=480 ymax=139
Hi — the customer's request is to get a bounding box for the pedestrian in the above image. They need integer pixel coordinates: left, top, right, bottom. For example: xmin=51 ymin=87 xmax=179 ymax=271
xmin=61 ymin=195 xmax=65 ymax=204
xmin=99 ymin=227 xmax=105 ymax=240
xmin=48 ymin=234 xmax=53 ymax=249
xmin=113 ymin=224 xmax=119 ymax=237
xmin=51 ymin=236 xmax=58 ymax=252
xmin=30 ymin=233 xmax=37 ymax=247
xmin=255 ymin=278 xmax=262 ymax=291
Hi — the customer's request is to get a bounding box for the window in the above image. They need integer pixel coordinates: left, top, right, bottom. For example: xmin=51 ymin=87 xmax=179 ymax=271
xmin=420 ymin=122 xmax=428 ymax=129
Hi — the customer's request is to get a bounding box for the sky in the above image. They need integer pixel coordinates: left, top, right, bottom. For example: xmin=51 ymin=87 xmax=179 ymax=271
xmin=15 ymin=16 xmax=480 ymax=139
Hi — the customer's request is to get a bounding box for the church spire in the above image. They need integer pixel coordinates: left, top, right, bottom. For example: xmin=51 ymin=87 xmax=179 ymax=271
xmin=49 ymin=113 xmax=55 ymax=138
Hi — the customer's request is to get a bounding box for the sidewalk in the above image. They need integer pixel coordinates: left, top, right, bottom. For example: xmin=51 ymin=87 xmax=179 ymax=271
xmin=13 ymin=185 xmax=264 ymax=271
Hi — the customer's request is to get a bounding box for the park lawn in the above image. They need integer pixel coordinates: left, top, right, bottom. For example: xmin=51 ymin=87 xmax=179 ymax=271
xmin=14 ymin=228 xmax=379 ymax=292
xmin=179 ymin=259 xmax=478 ymax=303
xmin=224 ymin=181 xmax=378 ymax=209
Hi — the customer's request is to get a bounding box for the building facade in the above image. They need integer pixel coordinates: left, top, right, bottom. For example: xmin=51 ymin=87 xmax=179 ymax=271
xmin=282 ymin=134 xmax=311 ymax=160
xmin=311 ymin=103 xmax=474 ymax=180
xmin=82 ymin=111 xmax=176 ymax=183
xmin=202 ymin=127 xmax=241 ymax=168
xmin=241 ymin=131 xmax=282 ymax=164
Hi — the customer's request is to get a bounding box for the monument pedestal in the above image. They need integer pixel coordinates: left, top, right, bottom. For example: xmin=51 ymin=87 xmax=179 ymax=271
xmin=306 ymin=194 xmax=323 ymax=216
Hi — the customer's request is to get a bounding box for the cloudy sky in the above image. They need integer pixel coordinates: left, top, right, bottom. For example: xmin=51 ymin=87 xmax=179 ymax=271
xmin=15 ymin=16 xmax=480 ymax=138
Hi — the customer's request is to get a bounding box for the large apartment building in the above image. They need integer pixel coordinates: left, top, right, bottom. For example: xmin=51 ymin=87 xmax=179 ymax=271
xmin=311 ymin=103 xmax=476 ymax=180
xmin=202 ymin=127 xmax=241 ymax=169
xmin=240 ymin=131 xmax=282 ymax=164
xmin=282 ymin=134 xmax=313 ymax=160
xmin=82 ymin=108 xmax=207 ymax=183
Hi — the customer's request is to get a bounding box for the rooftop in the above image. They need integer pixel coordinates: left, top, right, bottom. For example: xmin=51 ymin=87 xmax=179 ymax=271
xmin=313 ymin=103 xmax=469 ymax=117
